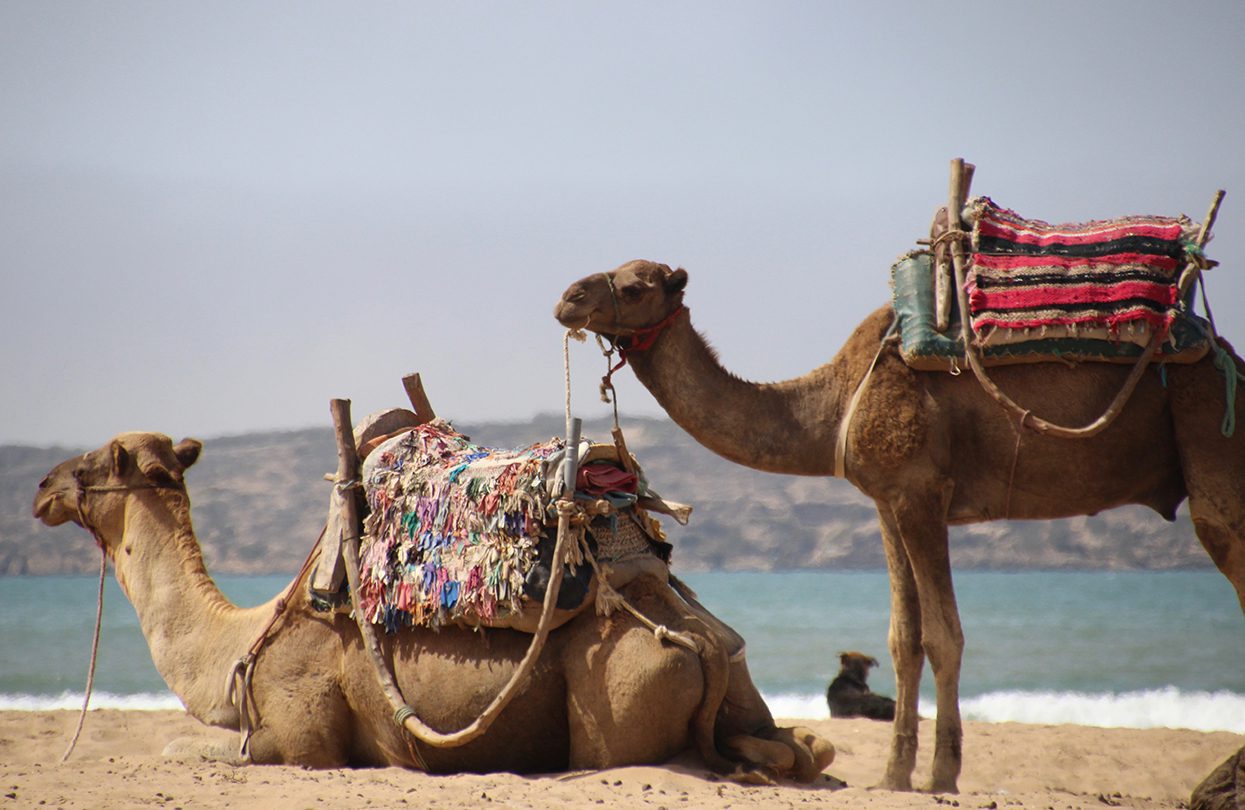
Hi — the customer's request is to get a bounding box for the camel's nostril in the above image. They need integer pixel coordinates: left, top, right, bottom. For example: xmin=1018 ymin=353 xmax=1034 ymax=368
xmin=38 ymin=475 xmax=50 ymax=490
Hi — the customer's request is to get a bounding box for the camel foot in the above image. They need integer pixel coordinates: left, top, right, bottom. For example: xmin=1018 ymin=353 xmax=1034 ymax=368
xmin=723 ymin=734 xmax=795 ymax=773
xmin=875 ymin=772 xmax=914 ymax=792
xmin=768 ymin=725 xmax=836 ymax=783
xmin=161 ymin=735 xmax=242 ymax=764
xmin=926 ymin=779 xmax=959 ymax=795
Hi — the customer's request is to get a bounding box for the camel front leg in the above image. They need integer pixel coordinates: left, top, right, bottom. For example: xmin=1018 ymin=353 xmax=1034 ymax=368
xmin=876 ymin=503 xmax=923 ymax=791
xmin=890 ymin=489 xmax=963 ymax=794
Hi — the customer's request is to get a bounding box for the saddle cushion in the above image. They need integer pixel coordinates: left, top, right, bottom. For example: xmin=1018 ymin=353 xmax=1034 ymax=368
xmin=968 ymin=198 xmax=1196 ymax=348
xmin=892 ymin=252 xmax=1210 ymax=371
xmin=358 ymin=421 xmax=666 ymax=632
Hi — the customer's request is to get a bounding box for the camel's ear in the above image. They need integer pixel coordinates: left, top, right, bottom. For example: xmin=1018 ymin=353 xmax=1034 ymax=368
xmin=665 ymin=267 xmax=688 ymax=293
xmin=110 ymin=441 xmax=130 ymax=476
xmin=174 ymin=438 xmax=203 ymax=470
xmin=137 ymin=453 xmax=182 ymax=486
xmin=868 ymin=656 xmax=880 ymax=668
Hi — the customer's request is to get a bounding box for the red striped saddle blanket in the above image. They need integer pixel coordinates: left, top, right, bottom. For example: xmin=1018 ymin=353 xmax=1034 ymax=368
xmin=967 ymin=198 xmax=1197 ymax=350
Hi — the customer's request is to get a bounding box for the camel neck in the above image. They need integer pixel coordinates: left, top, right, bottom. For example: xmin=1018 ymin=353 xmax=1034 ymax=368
xmin=111 ymin=491 xmax=268 ymax=726
xmin=625 ymin=311 xmax=845 ymax=476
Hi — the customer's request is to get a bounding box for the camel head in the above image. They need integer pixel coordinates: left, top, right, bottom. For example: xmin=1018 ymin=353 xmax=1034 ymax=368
xmin=33 ymin=432 xmax=203 ymax=537
xmin=554 ymin=260 xmax=688 ymax=341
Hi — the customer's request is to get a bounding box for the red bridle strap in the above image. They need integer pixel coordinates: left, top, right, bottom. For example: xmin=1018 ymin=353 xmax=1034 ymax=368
xmin=600 ymin=305 xmax=687 ymax=399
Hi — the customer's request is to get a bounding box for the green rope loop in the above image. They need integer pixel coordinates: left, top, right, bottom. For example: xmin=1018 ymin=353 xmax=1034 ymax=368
xmin=1212 ymin=343 xmax=1239 ymax=437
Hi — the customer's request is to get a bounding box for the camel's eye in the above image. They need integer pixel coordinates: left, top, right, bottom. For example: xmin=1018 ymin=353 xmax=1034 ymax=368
xmin=619 ymin=283 xmax=646 ymax=301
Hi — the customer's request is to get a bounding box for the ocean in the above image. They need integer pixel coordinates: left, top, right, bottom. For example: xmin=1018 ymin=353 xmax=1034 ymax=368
xmin=1 ymin=571 xmax=1242 ymax=733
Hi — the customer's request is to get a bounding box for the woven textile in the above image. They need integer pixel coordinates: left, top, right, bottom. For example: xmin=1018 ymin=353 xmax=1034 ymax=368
xmin=358 ymin=422 xmax=565 ymax=631
xmin=967 ymin=198 xmax=1195 ymax=347
xmin=891 ymin=252 xmax=1210 ymax=370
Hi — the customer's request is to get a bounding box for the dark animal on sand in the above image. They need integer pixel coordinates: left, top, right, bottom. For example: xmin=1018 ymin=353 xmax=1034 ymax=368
xmin=826 ymin=652 xmax=896 ymax=721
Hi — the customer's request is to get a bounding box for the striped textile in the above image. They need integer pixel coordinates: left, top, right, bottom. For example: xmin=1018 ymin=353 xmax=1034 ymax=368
xmin=967 ymin=197 xmax=1194 ymax=347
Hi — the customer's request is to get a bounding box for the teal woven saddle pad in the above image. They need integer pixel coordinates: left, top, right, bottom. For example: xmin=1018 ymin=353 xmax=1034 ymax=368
xmin=891 ymin=252 xmax=1210 ymax=371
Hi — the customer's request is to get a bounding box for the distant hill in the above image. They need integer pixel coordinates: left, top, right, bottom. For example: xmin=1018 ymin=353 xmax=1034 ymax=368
xmin=1 ymin=415 xmax=1212 ymax=575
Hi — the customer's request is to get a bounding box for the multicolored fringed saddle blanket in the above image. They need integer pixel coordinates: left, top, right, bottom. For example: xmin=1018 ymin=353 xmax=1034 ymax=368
xmin=891 ymin=199 xmax=1212 ymax=370
xmin=357 ymin=421 xmax=668 ymax=632
xmin=968 ymin=198 xmax=1196 ymax=348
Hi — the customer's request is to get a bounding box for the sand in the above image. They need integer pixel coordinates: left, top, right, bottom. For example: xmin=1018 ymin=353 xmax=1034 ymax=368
xmin=0 ymin=710 xmax=1238 ymax=809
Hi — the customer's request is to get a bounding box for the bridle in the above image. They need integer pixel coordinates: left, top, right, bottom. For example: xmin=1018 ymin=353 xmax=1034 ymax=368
xmin=71 ymin=463 xmax=180 ymax=548
xmin=597 ymin=272 xmax=687 ymax=398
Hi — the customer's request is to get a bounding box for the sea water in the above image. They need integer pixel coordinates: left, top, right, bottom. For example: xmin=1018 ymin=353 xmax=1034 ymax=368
xmin=0 ymin=571 xmax=1241 ymax=732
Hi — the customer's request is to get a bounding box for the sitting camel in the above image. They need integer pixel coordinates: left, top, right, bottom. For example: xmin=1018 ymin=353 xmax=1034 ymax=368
xmin=826 ymin=652 xmax=896 ymax=721
xmin=555 ymin=260 xmax=1245 ymax=792
xmin=33 ymin=431 xmax=834 ymax=781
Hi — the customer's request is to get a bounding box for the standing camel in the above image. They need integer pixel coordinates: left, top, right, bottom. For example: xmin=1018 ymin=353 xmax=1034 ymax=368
xmin=554 ymin=259 xmax=1245 ymax=793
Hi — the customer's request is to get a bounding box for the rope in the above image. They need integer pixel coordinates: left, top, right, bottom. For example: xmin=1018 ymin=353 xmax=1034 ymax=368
xmin=1212 ymin=343 xmax=1239 ymax=437
xmin=61 ymin=544 xmax=106 ymax=763
xmin=834 ymin=322 xmax=898 ymax=479
xmin=225 ymin=655 xmax=257 ymax=759
xmin=1003 ymin=410 xmax=1029 ymax=520
xmin=1193 ymin=272 xmax=1240 ymax=438
xmin=574 ymin=531 xmax=700 ymax=654
xmin=225 ymin=522 xmax=329 ymax=761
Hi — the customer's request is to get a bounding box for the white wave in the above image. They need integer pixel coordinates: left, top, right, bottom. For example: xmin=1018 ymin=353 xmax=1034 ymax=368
xmin=0 ymin=691 xmax=184 ymax=711
xmin=764 ymin=687 xmax=1245 ymax=734
xmin=763 ymin=691 xmax=831 ymax=720
xmin=959 ymin=687 xmax=1245 ymax=733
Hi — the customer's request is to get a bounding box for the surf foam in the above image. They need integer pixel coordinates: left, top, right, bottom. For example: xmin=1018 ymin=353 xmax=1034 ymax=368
xmin=0 ymin=691 xmax=183 ymax=711
xmin=764 ymin=687 xmax=1245 ymax=733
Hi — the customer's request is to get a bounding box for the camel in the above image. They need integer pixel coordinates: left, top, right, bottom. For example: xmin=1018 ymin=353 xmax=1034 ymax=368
xmin=826 ymin=652 xmax=895 ymax=721
xmin=554 ymin=259 xmax=1245 ymax=793
xmin=32 ymin=431 xmax=835 ymax=781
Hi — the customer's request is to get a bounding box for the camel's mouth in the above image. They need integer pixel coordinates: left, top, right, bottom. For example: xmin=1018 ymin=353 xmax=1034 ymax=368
xmin=32 ymin=491 xmax=72 ymax=526
xmin=553 ymin=298 xmax=601 ymax=333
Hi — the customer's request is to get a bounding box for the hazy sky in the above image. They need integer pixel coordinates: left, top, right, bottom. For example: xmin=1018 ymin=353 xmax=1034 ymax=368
xmin=4 ymin=1 xmax=1244 ymax=447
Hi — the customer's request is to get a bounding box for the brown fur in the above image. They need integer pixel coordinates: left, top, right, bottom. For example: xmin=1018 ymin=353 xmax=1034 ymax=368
xmin=826 ymin=652 xmax=896 ymax=722
xmin=33 ymin=432 xmax=834 ymax=780
xmin=555 ymin=260 xmax=1245 ymax=793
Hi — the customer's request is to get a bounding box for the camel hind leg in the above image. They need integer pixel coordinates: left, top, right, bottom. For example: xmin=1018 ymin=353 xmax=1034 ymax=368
xmin=876 ymin=503 xmax=925 ymax=791
xmin=1170 ymin=348 xmax=1245 ymax=613
xmin=559 ymin=578 xmax=718 ymax=771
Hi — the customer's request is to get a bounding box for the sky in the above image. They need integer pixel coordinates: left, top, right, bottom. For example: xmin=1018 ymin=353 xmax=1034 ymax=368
xmin=3 ymin=1 xmax=1244 ymax=447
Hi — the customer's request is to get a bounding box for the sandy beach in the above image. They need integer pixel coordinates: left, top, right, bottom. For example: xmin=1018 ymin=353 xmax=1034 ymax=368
xmin=0 ymin=710 xmax=1238 ymax=809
